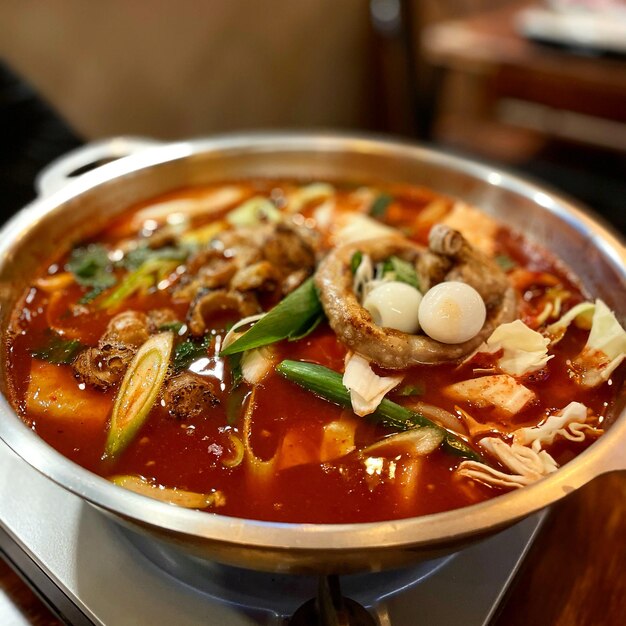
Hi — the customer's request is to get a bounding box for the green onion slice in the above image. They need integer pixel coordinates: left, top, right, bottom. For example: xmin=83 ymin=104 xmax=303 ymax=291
xmin=220 ymin=277 xmax=323 ymax=356
xmin=276 ymin=359 xmax=480 ymax=461
xmin=104 ymin=332 xmax=173 ymax=459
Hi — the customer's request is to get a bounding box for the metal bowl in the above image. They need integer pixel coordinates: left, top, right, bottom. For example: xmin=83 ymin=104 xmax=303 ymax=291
xmin=0 ymin=133 xmax=624 ymax=574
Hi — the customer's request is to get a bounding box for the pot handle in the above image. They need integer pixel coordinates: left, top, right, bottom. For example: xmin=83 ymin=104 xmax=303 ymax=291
xmin=35 ymin=136 xmax=163 ymax=197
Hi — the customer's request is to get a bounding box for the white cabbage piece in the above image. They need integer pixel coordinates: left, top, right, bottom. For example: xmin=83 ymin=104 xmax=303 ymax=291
xmin=444 ymin=374 xmax=536 ymax=416
xmin=544 ymin=299 xmax=625 ymax=387
xmin=348 ymin=187 xmax=377 ymax=211
xmin=26 ymin=360 xmax=111 ymax=424
xmin=481 ymin=319 xmax=553 ymax=376
xmin=457 ymin=436 xmax=558 ymax=489
xmin=343 ymin=352 xmax=403 ymax=417
xmin=513 ymin=401 xmax=602 ymax=452
xmin=334 ymin=213 xmax=398 ymax=245
xmin=572 ymin=300 xmax=626 ymax=388
xmin=545 ymin=300 xmax=596 ymax=345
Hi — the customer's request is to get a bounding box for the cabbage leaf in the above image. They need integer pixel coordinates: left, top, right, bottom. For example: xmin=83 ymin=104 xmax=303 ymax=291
xmin=572 ymin=300 xmax=626 ymax=387
xmin=444 ymin=374 xmax=535 ymax=416
xmin=482 ymin=319 xmax=552 ymax=376
xmin=342 ymin=352 xmax=403 ymax=417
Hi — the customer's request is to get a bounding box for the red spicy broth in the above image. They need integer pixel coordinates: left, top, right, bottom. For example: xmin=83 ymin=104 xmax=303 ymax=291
xmin=5 ymin=179 xmax=620 ymax=523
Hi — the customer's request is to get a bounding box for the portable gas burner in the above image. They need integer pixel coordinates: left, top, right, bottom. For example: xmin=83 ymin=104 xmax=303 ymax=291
xmin=0 ymin=441 xmax=544 ymax=626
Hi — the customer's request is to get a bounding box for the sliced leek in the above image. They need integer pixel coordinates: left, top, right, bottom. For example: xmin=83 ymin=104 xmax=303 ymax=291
xmin=104 ymin=332 xmax=173 ymax=459
xmin=276 ymin=360 xmax=480 ymax=461
xmin=220 ymin=278 xmax=323 ymax=356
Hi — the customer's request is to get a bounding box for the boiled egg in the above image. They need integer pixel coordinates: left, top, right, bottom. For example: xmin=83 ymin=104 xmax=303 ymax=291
xmin=363 ymin=281 xmax=422 ymax=334
xmin=418 ymin=281 xmax=486 ymax=344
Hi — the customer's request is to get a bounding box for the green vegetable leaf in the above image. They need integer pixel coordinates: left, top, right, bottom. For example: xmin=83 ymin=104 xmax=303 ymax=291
xmin=494 ymin=255 xmax=517 ymax=272
xmin=78 ymin=285 xmax=108 ymax=304
xmin=99 ymin=256 xmax=183 ymax=310
xmin=158 ymin=321 xmax=186 ymax=334
xmin=227 ymin=353 xmax=243 ymax=391
xmin=226 ymin=386 xmax=248 ymax=425
xmin=287 ymin=312 xmax=324 ymax=342
xmin=67 ymin=244 xmax=116 ymax=290
xmin=383 ymin=256 xmax=420 ymax=290
xmin=350 ymin=250 xmax=363 ymax=275
xmin=370 ymin=193 xmax=393 ymax=218
xmin=276 ymin=359 xmax=480 ymax=462
xmin=220 ymin=277 xmax=324 ymax=356
xmin=173 ymin=336 xmax=211 ymax=372
xmin=119 ymin=245 xmax=189 ymax=272
xmin=224 ymin=352 xmax=246 ymax=424
xmin=32 ymin=333 xmax=85 ymax=365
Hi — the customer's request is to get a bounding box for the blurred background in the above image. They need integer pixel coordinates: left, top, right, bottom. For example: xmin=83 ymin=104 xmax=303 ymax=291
xmin=0 ymin=1 xmax=625 ymax=623
xmin=0 ymin=0 xmax=624 ymax=231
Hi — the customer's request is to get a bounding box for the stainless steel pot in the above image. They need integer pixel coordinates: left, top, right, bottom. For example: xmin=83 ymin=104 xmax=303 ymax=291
xmin=0 ymin=133 xmax=624 ymax=574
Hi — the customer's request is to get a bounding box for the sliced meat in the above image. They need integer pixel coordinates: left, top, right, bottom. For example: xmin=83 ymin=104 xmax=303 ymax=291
xmin=416 ymin=252 xmax=453 ymax=292
xmin=315 ymin=227 xmax=517 ymax=368
xmin=213 ymin=228 xmax=265 ymax=267
xmin=162 ymin=372 xmax=220 ymax=419
xmin=187 ymin=249 xmax=238 ymax=283
xmin=144 ymin=225 xmax=180 ymax=249
xmin=440 ymin=201 xmax=500 ymax=256
xmin=73 ymin=342 xmax=134 ymax=389
xmin=74 ymin=309 xmax=178 ymax=389
xmin=231 ymin=261 xmax=279 ymax=292
xmin=176 ymin=222 xmax=317 ymax=305
xmin=187 ymin=289 xmax=260 ymax=336
xmin=174 ymin=253 xmax=238 ymax=302
xmin=99 ymin=311 xmax=149 ymax=349
xmin=263 ymin=222 xmax=317 ymax=273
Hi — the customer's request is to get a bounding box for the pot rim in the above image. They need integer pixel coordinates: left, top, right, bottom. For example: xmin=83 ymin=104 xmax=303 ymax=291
xmin=0 ymin=132 xmax=624 ymax=552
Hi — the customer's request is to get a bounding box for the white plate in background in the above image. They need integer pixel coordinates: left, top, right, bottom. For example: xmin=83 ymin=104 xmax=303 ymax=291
xmin=517 ymin=6 xmax=626 ymax=54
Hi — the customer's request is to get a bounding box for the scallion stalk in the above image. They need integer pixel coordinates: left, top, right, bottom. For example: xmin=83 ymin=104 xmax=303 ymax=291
xmin=276 ymin=359 xmax=480 ymax=461
xmin=220 ymin=277 xmax=323 ymax=356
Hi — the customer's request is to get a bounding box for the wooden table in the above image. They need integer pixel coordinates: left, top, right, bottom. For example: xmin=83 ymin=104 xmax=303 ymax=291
xmin=420 ymin=1 xmax=626 ymax=155
xmin=2 ymin=470 xmax=625 ymax=624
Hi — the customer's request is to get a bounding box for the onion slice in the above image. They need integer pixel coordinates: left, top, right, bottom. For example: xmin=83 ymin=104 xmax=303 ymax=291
xmin=406 ymin=401 xmax=467 ymax=434
xmin=360 ymin=427 xmax=443 ymax=457
xmin=110 ymin=475 xmax=225 ymax=509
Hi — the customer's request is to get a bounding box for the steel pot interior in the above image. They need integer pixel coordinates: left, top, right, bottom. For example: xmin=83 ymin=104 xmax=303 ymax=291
xmin=0 ymin=133 xmax=624 ymax=574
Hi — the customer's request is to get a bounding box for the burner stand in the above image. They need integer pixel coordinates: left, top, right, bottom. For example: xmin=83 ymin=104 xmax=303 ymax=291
xmin=0 ymin=443 xmax=546 ymax=626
